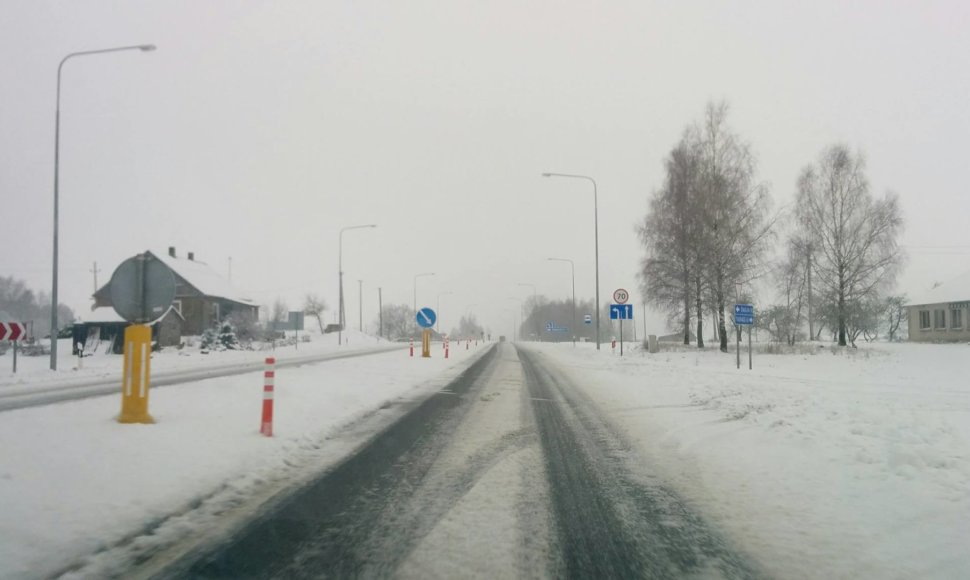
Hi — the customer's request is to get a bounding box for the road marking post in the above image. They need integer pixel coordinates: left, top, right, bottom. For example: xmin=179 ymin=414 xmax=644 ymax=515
xmin=118 ymin=324 xmax=154 ymax=424
xmin=409 ymin=338 xmax=414 ymax=357
xmin=445 ymin=337 xmax=450 ymax=359
xmin=422 ymin=329 xmax=431 ymax=358
xmin=261 ymin=356 xmax=275 ymax=436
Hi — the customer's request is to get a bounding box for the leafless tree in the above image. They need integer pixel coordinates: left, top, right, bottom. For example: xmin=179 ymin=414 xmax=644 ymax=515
xmin=377 ymin=303 xmax=412 ymax=341
xmin=637 ymin=134 xmax=704 ymax=346
xmin=773 ymin=237 xmax=809 ymax=345
xmin=270 ymin=298 xmax=288 ymax=328
xmin=884 ymin=295 xmax=907 ymax=341
xmin=693 ymin=101 xmax=776 ymax=352
xmin=303 ymin=294 xmax=327 ymax=333
xmin=796 ymin=145 xmax=904 ymax=346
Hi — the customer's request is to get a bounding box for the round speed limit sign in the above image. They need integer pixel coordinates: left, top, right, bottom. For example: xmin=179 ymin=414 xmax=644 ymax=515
xmin=613 ymin=288 xmax=629 ymax=304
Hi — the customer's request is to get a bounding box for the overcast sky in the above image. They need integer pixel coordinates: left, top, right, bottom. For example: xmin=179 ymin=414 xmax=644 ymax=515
xmin=2 ymin=1 xmax=969 ymax=336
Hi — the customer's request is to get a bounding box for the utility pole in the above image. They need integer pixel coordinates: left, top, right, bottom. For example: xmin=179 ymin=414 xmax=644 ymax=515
xmin=807 ymin=243 xmax=814 ymax=341
xmin=358 ymin=280 xmax=363 ymax=332
xmin=90 ymin=261 xmax=101 ymax=293
xmin=378 ymin=287 xmax=383 ymax=339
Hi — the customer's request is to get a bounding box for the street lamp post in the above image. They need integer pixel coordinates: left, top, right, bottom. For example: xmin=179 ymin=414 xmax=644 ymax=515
xmin=436 ymin=291 xmax=453 ymax=334
xmin=358 ymin=279 xmax=363 ymax=332
xmin=548 ymin=258 xmax=576 ymax=346
xmin=338 ymin=224 xmax=376 ymax=345
xmin=506 ymin=297 xmax=522 ymax=342
xmin=518 ymin=283 xmax=537 ymax=341
xmin=50 ymin=44 xmax=156 ymax=370
xmin=542 ymin=172 xmax=600 ymax=350
xmin=413 ymin=272 xmax=435 ymax=335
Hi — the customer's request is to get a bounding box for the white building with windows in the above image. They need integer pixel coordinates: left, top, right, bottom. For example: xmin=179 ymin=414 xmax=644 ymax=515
xmin=907 ymin=271 xmax=970 ymax=342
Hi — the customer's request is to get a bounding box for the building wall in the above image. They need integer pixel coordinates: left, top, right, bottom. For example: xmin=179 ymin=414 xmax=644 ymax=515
xmin=155 ymin=312 xmax=182 ymax=347
xmin=908 ymin=301 xmax=970 ymax=342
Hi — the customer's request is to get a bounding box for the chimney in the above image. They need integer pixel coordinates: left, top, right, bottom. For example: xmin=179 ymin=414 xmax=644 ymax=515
xmin=188 ymin=252 xmax=195 ymax=261
xmin=168 ymin=246 xmax=176 ymax=258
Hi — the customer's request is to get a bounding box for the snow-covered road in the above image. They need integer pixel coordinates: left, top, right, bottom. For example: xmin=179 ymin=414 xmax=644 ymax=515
xmin=153 ymin=342 xmax=756 ymax=579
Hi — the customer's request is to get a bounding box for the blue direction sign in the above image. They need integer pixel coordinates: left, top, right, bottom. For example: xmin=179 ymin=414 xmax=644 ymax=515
xmin=610 ymin=304 xmax=633 ymax=320
xmin=416 ymin=307 xmax=437 ymax=329
xmin=734 ymin=303 xmax=754 ymax=326
xmin=545 ymin=322 xmax=569 ymax=333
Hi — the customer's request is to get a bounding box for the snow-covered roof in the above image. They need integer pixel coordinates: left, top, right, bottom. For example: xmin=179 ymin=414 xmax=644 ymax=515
xmin=909 ymin=269 xmax=970 ymax=306
xmin=78 ymin=307 xmax=127 ymax=324
xmin=151 ymin=251 xmax=256 ymax=306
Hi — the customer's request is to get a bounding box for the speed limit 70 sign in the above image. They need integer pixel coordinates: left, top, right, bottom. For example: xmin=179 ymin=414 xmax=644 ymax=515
xmin=613 ymin=288 xmax=629 ymax=304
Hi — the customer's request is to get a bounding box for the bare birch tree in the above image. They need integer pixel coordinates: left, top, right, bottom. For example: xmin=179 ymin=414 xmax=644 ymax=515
xmin=795 ymin=145 xmax=904 ymax=346
xmin=694 ymin=102 xmax=775 ymax=352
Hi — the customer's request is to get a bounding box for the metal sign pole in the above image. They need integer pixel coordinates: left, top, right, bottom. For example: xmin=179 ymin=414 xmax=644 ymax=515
xmin=736 ymin=325 xmax=741 ymax=370
xmin=12 ymin=340 xmax=16 ymax=374
xmin=748 ymin=325 xmax=752 ymax=370
xmin=619 ymin=318 xmax=624 ymax=356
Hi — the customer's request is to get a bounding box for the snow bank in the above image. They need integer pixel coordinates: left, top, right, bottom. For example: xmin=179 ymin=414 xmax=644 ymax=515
xmin=0 ymin=329 xmax=390 ymax=393
xmin=531 ymin=341 xmax=970 ymax=579
xmin=0 ymin=341 xmax=490 ymax=579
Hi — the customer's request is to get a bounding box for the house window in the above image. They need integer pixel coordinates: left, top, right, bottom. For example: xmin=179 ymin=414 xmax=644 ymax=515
xmin=919 ymin=310 xmax=930 ymax=330
xmin=952 ymin=309 xmax=963 ymax=330
xmin=934 ymin=309 xmax=946 ymax=329
xmin=172 ymin=299 xmax=182 ymax=316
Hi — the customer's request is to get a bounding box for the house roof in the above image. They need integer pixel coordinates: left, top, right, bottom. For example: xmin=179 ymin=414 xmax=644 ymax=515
xmin=151 ymin=250 xmax=256 ymax=306
xmin=909 ymin=269 xmax=970 ymax=306
xmin=81 ymin=304 xmax=184 ymax=325
xmin=78 ymin=306 xmax=127 ymax=324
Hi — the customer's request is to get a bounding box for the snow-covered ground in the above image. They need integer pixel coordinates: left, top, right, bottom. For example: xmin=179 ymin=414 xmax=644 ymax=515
xmin=531 ymin=340 xmax=970 ymax=579
xmin=0 ymin=338 xmax=491 ymax=579
xmin=0 ymin=329 xmax=391 ymax=392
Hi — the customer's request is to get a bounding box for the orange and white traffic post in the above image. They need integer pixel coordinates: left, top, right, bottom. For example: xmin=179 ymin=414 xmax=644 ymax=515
xmin=445 ymin=337 xmax=450 ymax=359
xmin=261 ymin=356 xmax=275 ymax=436
xmin=409 ymin=338 xmax=414 ymax=357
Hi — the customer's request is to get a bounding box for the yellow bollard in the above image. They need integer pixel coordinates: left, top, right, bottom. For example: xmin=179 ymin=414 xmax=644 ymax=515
xmin=421 ymin=329 xmax=431 ymax=358
xmin=118 ymin=324 xmax=155 ymax=424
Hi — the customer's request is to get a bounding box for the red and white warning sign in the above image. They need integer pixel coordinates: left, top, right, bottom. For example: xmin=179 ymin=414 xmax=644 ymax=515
xmin=0 ymin=322 xmax=27 ymax=341
xmin=612 ymin=288 xmax=629 ymax=304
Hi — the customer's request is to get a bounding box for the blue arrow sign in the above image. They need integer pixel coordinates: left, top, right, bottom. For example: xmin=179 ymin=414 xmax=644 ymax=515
xmin=734 ymin=303 xmax=754 ymax=326
xmin=610 ymin=304 xmax=633 ymax=320
xmin=416 ymin=307 xmax=437 ymax=329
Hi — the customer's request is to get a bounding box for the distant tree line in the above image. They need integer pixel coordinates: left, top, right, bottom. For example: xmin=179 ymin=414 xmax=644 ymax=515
xmin=0 ymin=276 xmax=75 ymax=339
xmin=638 ymin=101 xmax=905 ymax=348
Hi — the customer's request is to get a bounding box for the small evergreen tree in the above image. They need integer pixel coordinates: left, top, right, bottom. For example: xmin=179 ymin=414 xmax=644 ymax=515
xmin=218 ymin=321 xmax=240 ymax=350
xmin=200 ymin=327 xmax=218 ymax=351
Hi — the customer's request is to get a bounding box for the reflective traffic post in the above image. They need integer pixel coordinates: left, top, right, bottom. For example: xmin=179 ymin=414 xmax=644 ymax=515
xmin=118 ymin=324 xmax=154 ymax=424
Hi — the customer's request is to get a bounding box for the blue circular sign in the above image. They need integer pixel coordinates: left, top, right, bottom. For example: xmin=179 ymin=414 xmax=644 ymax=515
xmin=416 ymin=307 xmax=437 ymax=329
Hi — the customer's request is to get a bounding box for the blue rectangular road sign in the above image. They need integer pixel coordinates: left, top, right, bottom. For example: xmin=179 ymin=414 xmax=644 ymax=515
xmin=545 ymin=322 xmax=569 ymax=333
xmin=734 ymin=303 xmax=754 ymax=325
xmin=609 ymin=304 xmax=633 ymax=320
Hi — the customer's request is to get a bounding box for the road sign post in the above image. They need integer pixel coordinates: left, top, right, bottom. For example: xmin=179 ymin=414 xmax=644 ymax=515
xmin=609 ymin=302 xmax=633 ymax=357
xmin=416 ymin=307 xmax=436 ymax=359
xmin=1 ymin=322 xmax=28 ymax=374
xmin=109 ymin=252 xmax=176 ymax=424
xmin=733 ymin=304 xmax=755 ymax=370
xmin=118 ymin=324 xmax=154 ymax=424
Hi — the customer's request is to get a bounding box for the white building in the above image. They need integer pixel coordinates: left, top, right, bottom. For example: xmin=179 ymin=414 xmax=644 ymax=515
xmin=907 ymin=271 xmax=970 ymax=342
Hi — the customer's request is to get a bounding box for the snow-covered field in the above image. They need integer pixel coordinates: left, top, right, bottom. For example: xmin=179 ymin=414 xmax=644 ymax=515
xmin=0 ymin=338 xmax=490 ymax=579
xmin=532 ymin=341 xmax=970 ymax=579
xmin=0 ymin=330 xmax=391 ymax=393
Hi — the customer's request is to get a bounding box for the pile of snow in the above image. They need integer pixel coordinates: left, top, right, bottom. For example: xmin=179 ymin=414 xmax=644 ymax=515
xmin=0 ymin=341 xmax=491 ymax=579
xmin=531 ymin=341 xmax=970 ymax=579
